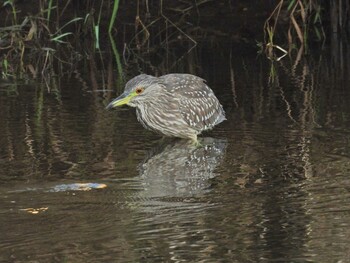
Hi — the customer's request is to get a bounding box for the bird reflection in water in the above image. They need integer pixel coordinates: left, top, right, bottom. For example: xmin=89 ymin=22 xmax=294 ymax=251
xmin=137 ymin=137 xmax=227 ymax=198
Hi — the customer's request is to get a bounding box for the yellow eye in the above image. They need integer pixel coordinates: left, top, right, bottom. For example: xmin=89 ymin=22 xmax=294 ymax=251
xmin=135 ymin=87 xmax=144 ymax=94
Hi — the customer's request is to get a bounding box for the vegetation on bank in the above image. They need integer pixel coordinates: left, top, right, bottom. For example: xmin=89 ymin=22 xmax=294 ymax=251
xmin=0 ymin=0 xmax=349 ymax=80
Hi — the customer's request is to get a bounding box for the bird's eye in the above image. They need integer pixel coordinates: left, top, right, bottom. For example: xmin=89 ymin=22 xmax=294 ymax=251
xmin=135 ymin=87 xmax=144 ymax=94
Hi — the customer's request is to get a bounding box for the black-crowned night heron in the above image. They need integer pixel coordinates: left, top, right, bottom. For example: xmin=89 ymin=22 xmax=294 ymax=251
xmin=106 ymin=74 xmax=225 ymax=141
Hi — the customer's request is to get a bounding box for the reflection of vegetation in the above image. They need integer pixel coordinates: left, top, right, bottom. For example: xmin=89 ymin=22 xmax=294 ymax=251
xmin=228 ymin=43 xmax=350 ymax=184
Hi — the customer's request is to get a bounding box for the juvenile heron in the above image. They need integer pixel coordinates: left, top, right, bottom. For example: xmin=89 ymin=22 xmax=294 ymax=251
xmin=106 ymin=74 xmax=226 ymax=141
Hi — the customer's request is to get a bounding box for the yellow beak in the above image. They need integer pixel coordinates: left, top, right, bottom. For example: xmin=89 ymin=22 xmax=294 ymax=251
xmin=106 ymin=92 xmax=136 ymax=109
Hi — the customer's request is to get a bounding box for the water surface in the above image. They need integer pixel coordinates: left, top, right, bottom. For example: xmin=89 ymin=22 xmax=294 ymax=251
xmin=1 ymin=44 xmax=350 ymax=262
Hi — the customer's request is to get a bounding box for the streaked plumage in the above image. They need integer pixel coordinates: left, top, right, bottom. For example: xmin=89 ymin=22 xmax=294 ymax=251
xmin=106 ymin=74 xmax=226 ymax=141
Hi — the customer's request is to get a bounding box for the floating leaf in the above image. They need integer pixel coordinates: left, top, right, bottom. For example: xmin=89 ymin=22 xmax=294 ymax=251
xmin=20 ymin=207 xmax=48 ymax=214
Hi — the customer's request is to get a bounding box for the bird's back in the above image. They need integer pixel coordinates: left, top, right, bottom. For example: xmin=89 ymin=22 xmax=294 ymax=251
xmin=159 ymin=74 xmax=226 ymax=133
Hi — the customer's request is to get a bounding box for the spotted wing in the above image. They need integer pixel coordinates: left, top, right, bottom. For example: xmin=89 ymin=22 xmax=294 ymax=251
xmin=160 ymin=74 xmax=226 ymax=131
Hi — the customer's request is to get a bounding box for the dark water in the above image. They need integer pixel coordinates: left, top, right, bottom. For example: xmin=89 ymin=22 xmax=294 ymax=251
xmin=1 ymin=42 xmax=350 ymax=262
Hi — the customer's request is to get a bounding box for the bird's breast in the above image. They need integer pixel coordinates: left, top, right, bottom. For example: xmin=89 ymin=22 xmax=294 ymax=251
xmin=135 ymin=100 xmax=197 ymax=138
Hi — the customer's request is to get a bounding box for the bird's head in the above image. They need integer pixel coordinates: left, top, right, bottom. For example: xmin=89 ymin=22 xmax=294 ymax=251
xmin=106 ymin=74 xmax=163 ymax=109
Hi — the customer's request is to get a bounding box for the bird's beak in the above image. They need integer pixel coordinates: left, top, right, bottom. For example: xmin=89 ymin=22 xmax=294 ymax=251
xmin=106 ymin=92 xmax=135 ymax=109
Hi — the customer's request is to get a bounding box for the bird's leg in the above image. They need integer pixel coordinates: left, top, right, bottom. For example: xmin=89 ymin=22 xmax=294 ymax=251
xmin=189 ymin=135 xmax=202 ymax=147
xmin=194 ymin=140 xmax=202 ymax=147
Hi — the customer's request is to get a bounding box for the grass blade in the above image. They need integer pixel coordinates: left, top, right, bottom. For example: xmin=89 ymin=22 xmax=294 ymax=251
xmin=108 ymin=0 xmax=120 ymax=33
